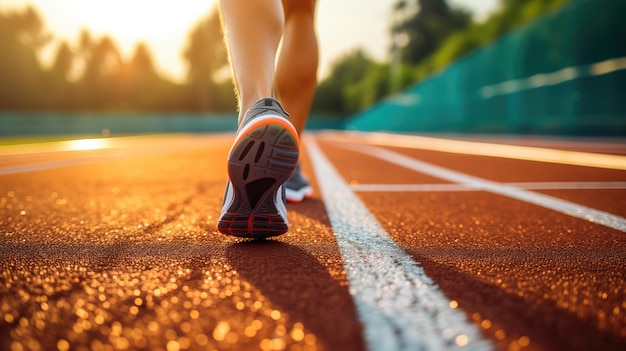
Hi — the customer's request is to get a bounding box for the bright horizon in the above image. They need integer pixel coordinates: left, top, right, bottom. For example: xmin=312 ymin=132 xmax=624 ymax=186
xmin=1 ymin=0 xmax=498 ymax=83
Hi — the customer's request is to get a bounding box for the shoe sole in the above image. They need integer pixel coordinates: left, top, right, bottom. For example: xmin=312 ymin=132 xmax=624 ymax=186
xmin=218 ymin=115 xmax=299 ymax=238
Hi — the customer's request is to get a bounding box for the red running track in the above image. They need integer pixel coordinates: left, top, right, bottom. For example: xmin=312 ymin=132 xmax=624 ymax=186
xmin=0 ymin=131 xmax=624 ymax=351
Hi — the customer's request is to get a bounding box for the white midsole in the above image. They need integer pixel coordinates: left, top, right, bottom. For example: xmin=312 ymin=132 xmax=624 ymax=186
xmin=286 ymin=186 xmax=313 ymax=201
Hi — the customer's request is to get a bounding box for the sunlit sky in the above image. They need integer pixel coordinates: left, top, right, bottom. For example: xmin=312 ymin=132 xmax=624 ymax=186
xmin=1 ymin=0 xmax=498 ymax=82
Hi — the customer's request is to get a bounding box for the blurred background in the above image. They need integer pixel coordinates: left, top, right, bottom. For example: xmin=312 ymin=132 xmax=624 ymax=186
xmin=0 ymin=0 xmax=624 ymax=138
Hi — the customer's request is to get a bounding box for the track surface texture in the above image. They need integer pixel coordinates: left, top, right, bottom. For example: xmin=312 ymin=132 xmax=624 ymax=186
xmin=1 ymin=132 xmax=625 ymax=351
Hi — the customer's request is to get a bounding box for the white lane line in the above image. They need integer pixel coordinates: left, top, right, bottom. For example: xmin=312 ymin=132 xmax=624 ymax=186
xmin=352 ymin=184 xmax=476 ymax=192
xmin=480 ymin=56 xmax=626 ymax=99
xmin=331 ymin=131 xmax=626 ymax=171
xmin=0 ymin=134 xmax=231 ymax=156
xmin=306 ymin=137 xmax=493 ymax=351
xmin=508 ymin=181 xmax=626 ymax=190
xmin=0 ymin=141 xmax=210 ymax=176
xmin=334 ymin=142 xmax=626 ymax=233
xmin=0 ymin=157 xmax=116 ymax=176
xmin=352 ymin=181 xmax=626 ymax=192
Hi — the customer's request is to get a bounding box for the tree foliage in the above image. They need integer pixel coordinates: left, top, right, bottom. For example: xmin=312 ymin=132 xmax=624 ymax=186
xmin=390 ymin=0 xmax=471 ymax=65
xmin=181 ymin=11 xmax=235 ymax=111
xmin=313 ymin=49 xmax=377 ymax=114
xmin=311 ymin=0 xmax=573 ymax=116
xmin=0 ymin=6 xmax=50 ymax=109
xmin=411 ymin=0 xmax=572 ymax=82
xmin=0 ymin=1 xmax=572 ymax=115
xmin=0 ymin=5 xmax=235 ymax=111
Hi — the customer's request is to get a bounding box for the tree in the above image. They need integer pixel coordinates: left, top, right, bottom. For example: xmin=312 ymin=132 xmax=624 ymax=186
xmin=390 ymin=0 xmax=471 ymax=65
xmin=50 ymin=41 xmax=73 ymax=80
xmin=313 ymin=49 xmax=377 ymax=114
xmin=117 ymin=42 xmax=159 ymax=108
xmin=42 ymin=41 xmax=74 ymax=108
xmin=0 ymin=6 xmax=50 ymax=109
xmin=343 ymin=62 xmax=392 ymax=113
xmin=75 ymin=35 xmax=123 ymax=108
xmin=181 ymin=7 xmax=234 ymax=111
xmin=0 ymin=4 xmax=296 ymax=111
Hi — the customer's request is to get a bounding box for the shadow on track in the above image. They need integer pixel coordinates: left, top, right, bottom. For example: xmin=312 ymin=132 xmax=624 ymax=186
xmin=225 ymin=240 xmax=365 ymax=351
xmin=415 ymin=253 xmax=626 ymax=351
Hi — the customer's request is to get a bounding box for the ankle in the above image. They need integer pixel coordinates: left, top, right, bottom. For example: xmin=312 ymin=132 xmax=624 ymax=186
xmin=238 ymin=96 xmax=275 ymax=124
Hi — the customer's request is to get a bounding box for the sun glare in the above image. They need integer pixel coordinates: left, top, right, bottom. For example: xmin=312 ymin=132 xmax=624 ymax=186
xmin=64 ymin=0 xmax=217 ymax=47
xmin=74 ymin=2 xmax=178 ymax=40
xmin=92 ymin=0 xmax=216 ymax=81
xmin=11 ymin=0 xmax=218 ymax=82
xmin=63 ymin=139 xmax=107 ymax=152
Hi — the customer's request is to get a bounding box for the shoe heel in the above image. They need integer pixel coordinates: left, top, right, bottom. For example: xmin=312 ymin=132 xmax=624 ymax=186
xmin=219 ymin=118 xmax=299 ymax=238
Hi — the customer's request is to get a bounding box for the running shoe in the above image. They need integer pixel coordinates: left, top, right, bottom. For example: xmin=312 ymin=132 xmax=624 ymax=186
xmin=285 ymin=164 xmax=313 ymax=202
xmin=217 ymin=98 xmax=300 ymax=238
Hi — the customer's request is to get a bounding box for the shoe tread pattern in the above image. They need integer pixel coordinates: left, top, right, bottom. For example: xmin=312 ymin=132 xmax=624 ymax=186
xmin=218 ymin=120 xmax=299 ymax=238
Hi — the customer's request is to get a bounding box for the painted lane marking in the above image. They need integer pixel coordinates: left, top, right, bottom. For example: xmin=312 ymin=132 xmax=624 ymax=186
xmin=0 ymin=157 xmax=117 ymax=176
xmin=351 ymin=182 xmax=626 ymax=192
xmin=506 ymin=181 xmax=626 ymax=190
xmin=0 ymin=140 xmax=214 ymax=176
xmin=332 ymin=141 xmax=626 ymax=233
xmin=0 ymin=135 xmax=235 ymax=176
xmin=0 ymin=134 xmax=230 ymax=156
xmin=480 ymin=56 xmax=626 ymax=99
xmin=306 ymin=137 xmax=493 ymax=351
xmin=352 ymin=183 xmax=479 ymax=192
xmin=330 ymin=131 xmax=626 ymax=171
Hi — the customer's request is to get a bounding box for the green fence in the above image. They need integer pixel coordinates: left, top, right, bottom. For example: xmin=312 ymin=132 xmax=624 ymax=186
xmin=0 ymin=113 xmax=345 ymax=137
xmin=346 ymin=0 xmax=626 ymax=136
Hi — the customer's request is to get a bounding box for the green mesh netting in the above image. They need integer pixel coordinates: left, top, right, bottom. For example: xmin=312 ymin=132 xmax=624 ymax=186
xmin=347 ymin=0 xmax=626 ymax=136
